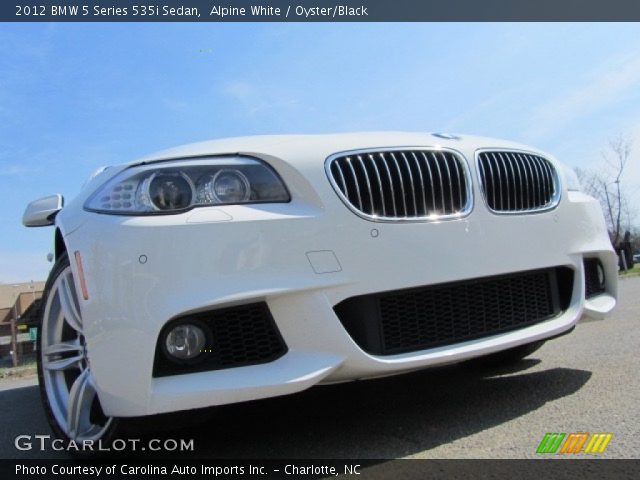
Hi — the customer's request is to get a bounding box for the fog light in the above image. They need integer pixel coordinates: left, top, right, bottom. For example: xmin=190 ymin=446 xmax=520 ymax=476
xmin=164 ymin=324 xmax=206 ymax=361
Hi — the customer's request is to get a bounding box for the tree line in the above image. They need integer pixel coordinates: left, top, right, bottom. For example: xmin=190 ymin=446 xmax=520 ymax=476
xmin=575 ymin=135 xmax=637 ymax=268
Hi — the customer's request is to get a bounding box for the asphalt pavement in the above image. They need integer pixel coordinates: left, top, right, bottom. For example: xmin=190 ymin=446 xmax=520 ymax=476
xmin=1 ymin=276 xmax=638 ymax=459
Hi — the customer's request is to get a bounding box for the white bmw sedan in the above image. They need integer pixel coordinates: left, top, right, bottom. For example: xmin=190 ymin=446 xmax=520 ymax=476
xmin=23 ymin=132 xmax=617 ymax=446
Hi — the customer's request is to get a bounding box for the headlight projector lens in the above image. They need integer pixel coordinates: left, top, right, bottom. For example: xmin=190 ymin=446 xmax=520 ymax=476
xmin=149 ymin=172 xmax=193 ymax=210
xmin=212 ymin=169 xmax=250 ymax=203
xmin=164 ymin=324 xmax=207 ymax=361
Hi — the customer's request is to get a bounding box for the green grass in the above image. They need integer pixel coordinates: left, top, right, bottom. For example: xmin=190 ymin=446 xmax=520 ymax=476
xmin=0 ymin=358 xmax=37 ymax=379
xmin=619 ymin=263 xmax=640 ymax=278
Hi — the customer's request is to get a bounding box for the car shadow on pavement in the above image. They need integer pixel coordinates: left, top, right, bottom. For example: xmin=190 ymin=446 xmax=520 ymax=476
xmin=0 ymin=359 xmax=592 ymax=459
xmin=130 ymin=358 xmax=591 ymax=459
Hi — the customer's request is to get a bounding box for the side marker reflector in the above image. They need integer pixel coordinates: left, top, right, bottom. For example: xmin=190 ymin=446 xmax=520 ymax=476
xmin=74 ymin=251 xmax=89 ymax=300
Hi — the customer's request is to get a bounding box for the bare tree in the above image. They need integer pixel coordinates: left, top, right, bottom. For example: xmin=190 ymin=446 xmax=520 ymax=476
xmin=575 ymin=135 xmax=635 ymax=246
xmin=603 ymin=136 xmax=631 ymax=245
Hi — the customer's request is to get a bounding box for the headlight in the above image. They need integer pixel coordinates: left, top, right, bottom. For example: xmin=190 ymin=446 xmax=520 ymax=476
xmin=562 ymin=164 xmax=582 ymax=192
xmin=85 ymin=157 xmax=289 ymax=215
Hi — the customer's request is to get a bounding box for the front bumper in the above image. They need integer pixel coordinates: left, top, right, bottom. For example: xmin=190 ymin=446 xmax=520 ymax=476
xmin=62 ymin=184 xmax=616 ymax=417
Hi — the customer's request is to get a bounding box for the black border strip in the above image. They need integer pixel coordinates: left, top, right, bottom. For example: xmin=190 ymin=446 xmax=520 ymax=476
xmin=4 ymin=1 xmax=640 ymax=22
xmin=4 ymin=459 xmax=640 ymax=479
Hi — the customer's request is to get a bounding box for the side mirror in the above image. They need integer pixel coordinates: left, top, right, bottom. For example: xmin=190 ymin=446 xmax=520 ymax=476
xmin=23 ymin=194 xmax=64 ymax=227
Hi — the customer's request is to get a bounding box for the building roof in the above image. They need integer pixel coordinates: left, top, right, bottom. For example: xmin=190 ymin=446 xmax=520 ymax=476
xmin=0 ymin=281 xmax=46 ymax=309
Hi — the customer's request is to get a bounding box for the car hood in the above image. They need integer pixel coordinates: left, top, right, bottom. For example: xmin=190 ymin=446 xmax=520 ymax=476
xmin=124 ymin=131 xmax=553 ymax=168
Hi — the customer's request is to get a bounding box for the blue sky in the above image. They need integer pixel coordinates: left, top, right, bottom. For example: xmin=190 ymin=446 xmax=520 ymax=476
xmin=1 ymin=22 xmax=640 ymax=282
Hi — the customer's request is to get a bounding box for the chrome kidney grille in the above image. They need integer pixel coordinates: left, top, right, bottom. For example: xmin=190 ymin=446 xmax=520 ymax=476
xmin=327 ymin=149 xmax=471 ymax=221
xmin=477 ymin=151 xmax=559 ymax=212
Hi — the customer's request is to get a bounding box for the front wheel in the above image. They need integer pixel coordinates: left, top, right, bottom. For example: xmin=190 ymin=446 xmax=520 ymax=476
xmin=37 ymin=253 xmax=119 ymax=448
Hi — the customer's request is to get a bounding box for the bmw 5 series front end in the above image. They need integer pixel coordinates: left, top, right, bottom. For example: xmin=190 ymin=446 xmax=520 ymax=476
xmin=23 ymin=132 xmax=617 ymax=445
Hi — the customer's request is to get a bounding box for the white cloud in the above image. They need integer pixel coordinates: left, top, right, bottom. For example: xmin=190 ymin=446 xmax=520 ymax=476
xmin=162 ymin=98 xmax=189 ymax=113
xmin=224 ymin=81 xmax=255 ymax=102
xmin=525 ymin=51 xmax=640 ymax=142
xmin=0 ymin=164 xmax=35 ymax=176
xmin=223 ymin=81 xmax=260 ymax=113
xmin=222 ymin=80 xmax=298 ymax=116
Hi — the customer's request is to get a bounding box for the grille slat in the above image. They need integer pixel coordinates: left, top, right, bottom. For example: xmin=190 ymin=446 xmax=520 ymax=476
xmin=533 ymin=154 xmax=545 ymax=203
xmin=452 ymin=153 xmax=464 ymax=211
xmin=535 ymin=154 xmax=551 ymax=204
xmin=346 ymin=157 xmax=364 ymax=212
xmin=333 ymin=161 xmax=349 ymax=203
xmin=510 ymin=153 xmax=524 ymax=210
xmin=492 ymin=152 xmax=504 ymax=210
xmin=367 ymin=154 xmax=387 ymax=217
xmin=379 ymin=153 xmax=397 ymax=216
xmin=502 ymin=152 xmax=514 ymax=210
xmin=518 ymin=153 xmax=533 ymax=209
xmin=329 ymin=149 xmax=469 ymax=220
xmin=542 ymin=156 xmax=554 ymax=200
xmin=432 ymin=151 xmax=446 ymax=213
xmin=410 ymin=152 xmax=428 ymax=216
xmin=335 ymin=268 xmax=573 ymax=356
xmin=420 ymin=151 xmax=438 ymax=214
xmin=400 ymin=152 xmax=418 ymax=216
xmin=528 ymin=154 xmax=542 ymax=208
xmin=481 ymin=154 xmax=494 ymax=209
xmin=357 ymin=155 xmax=375 ymax=215
xmin=442 ymin=152 xmax=455 ymax=212
xmin=525 ymin=154 xmax=537 ymax=209
xmin=478 ymin=151 xmax=558 ymax=213
xmin=390 ymin=152 xmax=408 ymax=216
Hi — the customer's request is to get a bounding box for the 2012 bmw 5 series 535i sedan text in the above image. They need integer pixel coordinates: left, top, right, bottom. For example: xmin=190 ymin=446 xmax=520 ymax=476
xmin=23 ymin=132 xmax=617 ymax=445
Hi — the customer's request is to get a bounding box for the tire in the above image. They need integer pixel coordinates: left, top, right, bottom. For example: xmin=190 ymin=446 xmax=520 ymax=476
xmin=37 ymin=252 xmax=119 ymax=452
xmin=472 ymin=340 xmax=546 ymax=367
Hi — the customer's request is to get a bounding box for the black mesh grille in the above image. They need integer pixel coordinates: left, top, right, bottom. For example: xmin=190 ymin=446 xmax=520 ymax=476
xmin=477 ymin=151 xmax=558 ymax=212
xmin=328 ymin=150 xmax=469 ymax=220
xmin=584 ymin=258 xmax=605 ymax=298
xmin=153 ymin=303 xmax=287 ymax=377
xmin=335 ymin=268 xmax=573 ymax=356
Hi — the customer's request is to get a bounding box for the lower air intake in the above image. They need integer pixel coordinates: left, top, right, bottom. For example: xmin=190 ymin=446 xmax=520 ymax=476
xmin=584 ymin=258 xmax=606 ymax=298
xmin=335 ymin=267 xmax=573 ymax=355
